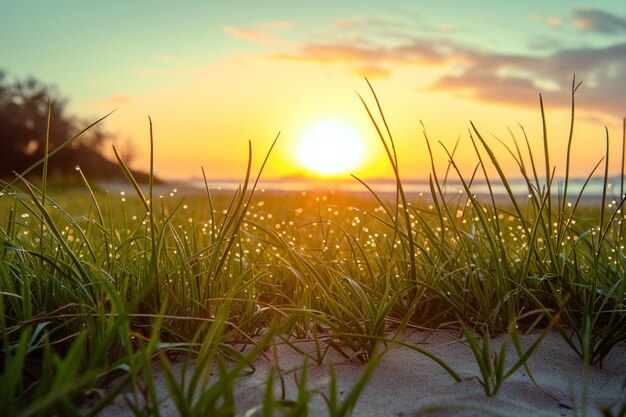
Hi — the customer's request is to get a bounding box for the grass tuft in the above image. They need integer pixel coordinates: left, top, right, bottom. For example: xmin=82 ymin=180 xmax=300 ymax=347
xmin=1 ymin=79 xmax=625 ymax=414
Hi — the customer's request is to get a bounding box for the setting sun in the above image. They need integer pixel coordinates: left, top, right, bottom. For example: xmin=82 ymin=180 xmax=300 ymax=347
xmin=296 ymin=120 xmax=365 ymax=176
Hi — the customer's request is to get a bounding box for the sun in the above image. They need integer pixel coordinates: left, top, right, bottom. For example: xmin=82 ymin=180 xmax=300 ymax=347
xmin=296 ymin=120 xmax=365 ymax=176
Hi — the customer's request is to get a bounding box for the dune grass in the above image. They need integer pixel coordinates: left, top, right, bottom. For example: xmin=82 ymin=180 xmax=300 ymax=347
xmin=1 ymin=81 xmax=625 ymax=416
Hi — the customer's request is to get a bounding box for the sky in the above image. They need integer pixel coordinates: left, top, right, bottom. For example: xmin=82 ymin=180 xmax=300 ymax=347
xmin=2 ymin=1 xmax=626 ymax=181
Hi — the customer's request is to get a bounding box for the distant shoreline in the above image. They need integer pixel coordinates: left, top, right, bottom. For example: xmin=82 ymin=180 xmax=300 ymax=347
xmin=98 ymin=177 xmax=624 ymax=206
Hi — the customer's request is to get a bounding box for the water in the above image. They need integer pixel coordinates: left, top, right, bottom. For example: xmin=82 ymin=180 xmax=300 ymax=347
xmin=183 ymin=177 xmax=625 ymax=201
xmin=100 ymin=176 xmax=625 ymax=205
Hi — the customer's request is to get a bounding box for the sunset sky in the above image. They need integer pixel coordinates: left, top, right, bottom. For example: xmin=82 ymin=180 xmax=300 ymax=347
xmin=3 ymin=1 xmax=626 ymax=181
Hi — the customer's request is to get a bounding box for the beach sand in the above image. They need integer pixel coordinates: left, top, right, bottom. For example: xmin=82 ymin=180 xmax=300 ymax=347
xmin=97 ymin=330 xmax=626 ymax=416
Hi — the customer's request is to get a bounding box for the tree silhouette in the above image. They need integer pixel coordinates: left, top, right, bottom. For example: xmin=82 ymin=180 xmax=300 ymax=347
xmin=0 ymin=71 xmax=150 ymax=182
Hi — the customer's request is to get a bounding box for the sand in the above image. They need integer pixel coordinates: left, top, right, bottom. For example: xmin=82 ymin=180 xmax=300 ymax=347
xmin=97 ymin=330 xmax=626 ymax=416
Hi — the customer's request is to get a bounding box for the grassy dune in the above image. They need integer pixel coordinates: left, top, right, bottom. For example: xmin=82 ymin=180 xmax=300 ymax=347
xmin=1 ymin=85 xmax=625 ymax=416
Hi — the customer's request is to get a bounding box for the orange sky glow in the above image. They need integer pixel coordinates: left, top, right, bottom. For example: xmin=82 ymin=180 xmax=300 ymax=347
xmin=3 ymin=1 xmax=626 ymax=183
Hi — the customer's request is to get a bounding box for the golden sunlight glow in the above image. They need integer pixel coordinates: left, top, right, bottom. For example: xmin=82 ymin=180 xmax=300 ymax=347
xmin=296 ymin=120 xmax=365 ymax=176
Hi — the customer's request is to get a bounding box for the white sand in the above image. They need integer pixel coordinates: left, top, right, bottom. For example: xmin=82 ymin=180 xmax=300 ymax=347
xmin=97 ymin=330 xmax=626 ymax=416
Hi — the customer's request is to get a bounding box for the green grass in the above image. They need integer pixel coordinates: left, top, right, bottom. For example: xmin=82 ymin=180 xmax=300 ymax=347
xmin=1 ymin=81 xmax=625 ymax=416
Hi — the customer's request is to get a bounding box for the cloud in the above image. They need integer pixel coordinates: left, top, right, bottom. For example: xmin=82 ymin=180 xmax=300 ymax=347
xmin=531 ymin=14 xmax=563 ymax=28
xmin=274 ymin=38 xmax=453 ymax=78
xmin=223 ymin=27 xmax=286 ymax=46
xmin=332 ymin=14 xmax=452 ymax=39
xmin=431 ymin=43 xmax=626 ymax=116
xmin=532 ymin=9 xmax=626 ymax=33
xmin=526 ymin=36 xmax=564 ymax=51
xmin=271 ymin=20 xmax=626 ymax=118
xmin=573 ymin=8 xmax=626 ymax=33
xmin=274 ymin=42 xmax=392 ymax=76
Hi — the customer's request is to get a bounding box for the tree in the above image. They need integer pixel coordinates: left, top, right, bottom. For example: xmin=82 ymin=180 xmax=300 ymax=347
xmin=0 ymin=71 xmax=149 ymax=182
